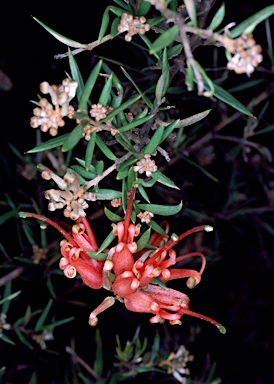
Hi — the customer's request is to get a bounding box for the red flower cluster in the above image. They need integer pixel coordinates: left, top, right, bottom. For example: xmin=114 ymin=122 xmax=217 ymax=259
xmin=20 ymin=188 xmax=225 ymax=333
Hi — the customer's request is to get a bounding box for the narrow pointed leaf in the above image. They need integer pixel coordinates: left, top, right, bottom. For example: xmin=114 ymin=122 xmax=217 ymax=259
xmin=98 ymin=7 xmax=111 ymax=41
xmin=120 ymin=67 xmax=153 ymax=108
xmin=79 ymin=60 xmax=103 ymax=111
xmin=208 ymin=4 xmax=225 ymax=31
xmin=96 ymin=189 xmax=122 ymax=200
xmin=118 ymin=115 xmax=154 ymax=133
xmin=184 ymin=0 xmax=197 ymax=27
xmin=149 ymin=25 xmax=179 ymax=55
xmin=34 ymin=299 xmax=53 ymax=332
xmin=136 ymin=228 xmax=151 ymax=252
xmin=98 ymin=75 xmax=113 ymax=105
xmin=104 ymin=207 xmax=123 ymax=222
xmin=62 ymin=124 xmax=84 ymax=152
xmin=96 ymin=230 xmax=116 ymax=254
xmin=100 ymin=94 xmax=142 ymax=122
xmin=137 ymin=184 xmax=150 ymax=203
xmin=26 ymin=134 xmax=70 ymax=153
xmin=230 ymin=5 xmax=274 ymax=38
xmin=138 ymin=201 xmax=182 ymax=216
xmin=40 ymin=317 xmax=75 ymax=331
xmin=85 ymin=131 xmax=97 ymax=170
xmin=95 ymin=135 xmax=117 ymax=160
xmin=142 ymin=125 xmax=165 ymax=154
xmin=32 ymin=17 xmax=88 ymax=48
xmin=68 ymin=50 xmax=84 ymax=101
xmin=151 ymin=170 xmax=179 ymax=189
xmin=205 ymin=81 xmax=253 ymax=117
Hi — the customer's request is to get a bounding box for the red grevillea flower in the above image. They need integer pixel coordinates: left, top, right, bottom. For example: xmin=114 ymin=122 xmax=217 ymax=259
xmin=19 ymin=212 xmax=104 ymax=289
xmin=20 ymin=188 xmax=226 ymax=333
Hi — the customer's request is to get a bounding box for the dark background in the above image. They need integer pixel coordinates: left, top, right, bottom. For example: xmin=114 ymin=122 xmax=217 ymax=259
xmin=1 ymin=1 xmax=274 ymax=383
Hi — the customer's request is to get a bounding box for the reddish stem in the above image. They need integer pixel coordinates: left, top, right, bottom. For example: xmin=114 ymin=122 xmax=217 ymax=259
xmin=20 ymin=212 xmax=78 ymax=247
xmin=176 ymin=252 xmax=206 ymax=275
xmin=122 ymin=186 xmax=136 ymax=243
xmin=82 ymin=217 xmax=98 ymax=251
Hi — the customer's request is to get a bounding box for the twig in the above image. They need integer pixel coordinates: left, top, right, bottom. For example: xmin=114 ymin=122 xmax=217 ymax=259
xmin=66 ymin=346 xmax=101 ymax=381
xmin=54 ymin=34 xmax=118 ymax=59
xmin=0 ymin=267 xmax=25 ymax=288
xmin=214 ymin=134 xmax=272 ymax=162
xmin=85 ymin=152 xmax=132 ymax=189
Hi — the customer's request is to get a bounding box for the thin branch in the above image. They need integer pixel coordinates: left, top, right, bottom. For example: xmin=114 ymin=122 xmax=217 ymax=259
xmin=54 ymin=34 xmax=118 ymax=59
xmin=85 ymin=152 xmax=132 ymax=189
xmin=66 ymin=346 xmax=101 ymax=381
xmin=0 ymin=267 xmax=25 ymax=288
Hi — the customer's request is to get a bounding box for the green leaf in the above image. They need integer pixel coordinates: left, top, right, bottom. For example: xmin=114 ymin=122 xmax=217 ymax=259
xmin=98 ymin=75 xmax=113 ymax=106
xmin=184 ymin=0 xmax=197 ymax=27
xmin=71 ymin=165 xmax=96 ymax=180
xmin=149 ymin=331 xmax=160 ymax=362
xmin=136 ymin=228 xmax=151 ymax=252
xmin=96 ymin=230 xmax=116 ymax=254
xmin=98 ymin=7 xmax=110 ymax=41
xmin=32 ymin=17 xmax=88 ymax=48
xmin=79 ymin=60 xmax=103 ymax=111
xmin=142 ymin=125 xmax=165 ymax=154
xmin=0 ymin=208 xmax=18 ymax=225
xmin=0 ymin=290 xmax=21 ymax=309
xmin=207 ymin=81 xmax=253 ymax=117
xmin=104 ymin=207 xmax=123 ymax=222
xmin=62 ymin=124 xmax=84 ymax=152
xmin=100 ymin=94 xmax=142 ymax=122
xmin=230 ymin=5 xmax=274 ymax=38
xmin=85 ymin=132 xmax=97 ymax=170
xmin=95 ymin=135 xmax=117 ymax=160
xmin=176 ymin=110 xmax=211 ymax=128
xmin=208 ymin=4 xmax=225 ymax=31
xmin=138 ymin=201 xmax=182 ymax=216
xmin=94 ymin=329 xmax=104 ymax=376
xmin=95 ymin=160 xmax=104 ymax=175
xmin=137 ymin=184 xmax=150 ymax=203
xmin=120 ymin=67 xmax=153 ymax=109
xmin=1 ymin=333 xmax=15 ymax=346
xmin=149 ymin=25 xmax=179 ymax=55
xmin=110 ymin=17 xmax=120 ymax=38
xmin=137 ymin=0 xmax=151 ymax=16
xmin=95 ymin=189 xmax=122 ymax=200
xmin=34 ymin=299 xmax=53 ymax=332
xmin=156 ymin=70 xmax=169 ymax=102
xmin=118 ymin=115 xmax=154 ymax=133
xmin=151 ymin=277 xmax=168 ymax=290
xmin=151 ymin=170 xmax=179 ymax=189
xmin=26 ymin=134 xmax=70 ymax=153
xmin=15 ymin=328 xmax=33 ymax=349
xmin=87 ymin=251 xmax=108 ymax=260
xmin=116 ymin=168 xmax=129 ymax=180
xmin=160 ymin=119 xmax=180 ymax=142
xmin=40 ymin=316 xmax=75 ymax=331
xmin=68 ymin=50 xmax=85 ymax=101
xmin=167 ymin=43 xmax=183 ymax=59
xmin=185 ymin=63 xmax=194 ymax=91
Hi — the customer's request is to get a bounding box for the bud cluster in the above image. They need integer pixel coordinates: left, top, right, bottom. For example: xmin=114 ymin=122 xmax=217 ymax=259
xmin=222 ymin=34 xmax=263 ymax=75
xmin=133 ymin=154 xmax=158 ymax=177
xmin=30 ymin=79 xmax=78 ymax=136
xmin=118 ymin=13 xmax=150 ymax=42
